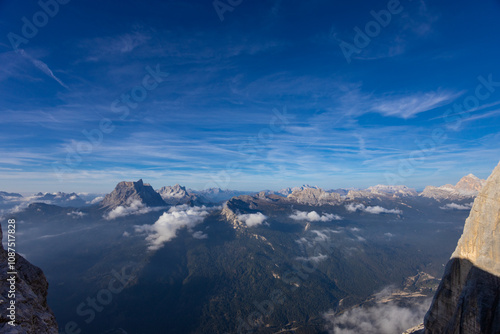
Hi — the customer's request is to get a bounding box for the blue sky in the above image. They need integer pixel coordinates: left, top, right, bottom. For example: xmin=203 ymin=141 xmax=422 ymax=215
xmin=1 ymin=0 xmax=500 ymax=193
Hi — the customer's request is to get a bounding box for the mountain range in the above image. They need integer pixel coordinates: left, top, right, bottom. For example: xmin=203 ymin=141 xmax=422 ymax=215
xmin=0 ymin=172 xmax=493 ymax=333
xmin=0 ymin=174 xmax=486 ymax=217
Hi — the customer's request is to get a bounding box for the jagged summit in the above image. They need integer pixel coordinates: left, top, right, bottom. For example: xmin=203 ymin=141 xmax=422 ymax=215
xmin=157 ymin=184 xmax=207 ymax=205
xmin=100 ymin=179 xmax=166 ymax=209
xmin=420 ymin=174 xmax=486 ymax=201
xmin=287 ymin=187 xmax=341 ymax=206
xmin=158 ymin=184 xmax=189 ymax=199
xmin=348 ymin=185 xmax=417 ymax=199
xmin=277 ymin=185 xmax=320 ymax=197
xmin=454 ymin=173 xmax=486 ymax=193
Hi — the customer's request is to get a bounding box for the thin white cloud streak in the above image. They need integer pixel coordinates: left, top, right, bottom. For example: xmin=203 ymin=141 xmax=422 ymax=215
xmin=429 ymin=100 xmax=500 ymax=121
xmin=440 ymin=202 xmax=473 ymax=210
xmin=135 ymin=205 xmax=211 ymax=251
xmin=371 ymin=92 xmax=458 ymax=119
xmin=192 ymin=231 xmax=208 ymax=239
xmin=237 ymin=212 xmax=267 ymax=227
xmin=296 ymin=253 xmax=328 ymax=263
xmin=289 ymin=210 xmax=342 ymax=222
xmin=67 ymin=211 xmax=86 ymax=218
xmin=345 ymin=203 xmax=402 ymax=215
xmin=18 ymin=49 xmax=69 ymax=89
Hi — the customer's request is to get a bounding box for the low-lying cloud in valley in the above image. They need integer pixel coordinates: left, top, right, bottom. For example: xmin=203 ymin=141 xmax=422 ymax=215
xmin=104 ymin=199 xmax=165 ymax=220
xmin=296 ymin=253 xmax=328 ymax=263
xmin=290 ymin=210 xmax=342 ymax=222
xmin=237 ymin=212 xmax=267 ymax=227
xmin=323 ymin=288 xmax=431 ymax=334
xmin=67 ymin=211 xmax=86 ymax=218
xmin=135 ymin=205 xmax=212 ymax=251
xmin=345 ymin=203 xmax=402 ymax=215
xmin=440 ymin=202 xmax=473 ymax=210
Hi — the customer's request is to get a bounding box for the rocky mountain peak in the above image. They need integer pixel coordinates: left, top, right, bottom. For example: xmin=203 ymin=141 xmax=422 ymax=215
xmin=455 ymin=173 xmax=486 ymax=193
xmin=348 ymin=185 xmax=417 ymax=200
xmin=420 ymin=173 xmax=487 ymax=201
xmin=287 ymin=187 xmax=341 ymax=206
xmin=158 ymin=184 xmax=188 ymax=197
xmin=100 ymin=179 xmax=166 ymax=209
xmin=157 ymin=184 xmax=208 ymax=205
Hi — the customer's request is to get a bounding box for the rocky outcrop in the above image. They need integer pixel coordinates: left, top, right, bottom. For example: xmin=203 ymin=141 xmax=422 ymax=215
xmin=100 ymin=179 xmax=166 ymax=209
xmin=420 ymin=174 xmax=486 ymax=201
xmin=347 ymin=185 xmax=417 ymax=200
xmin=157 ymin=184 xmax=206 ymax=205
xmin=411 ymin=162 xmax=500 ymax=334
xmin=287 ymin=187 xmax=341 ymax=206
xmin=0 ymin=222 xmax=58 ymax=333
xmin=221 ymin=205 xmax=246 ymax=229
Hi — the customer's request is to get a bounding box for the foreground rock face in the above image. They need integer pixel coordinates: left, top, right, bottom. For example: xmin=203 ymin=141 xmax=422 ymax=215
xmin=0 ymin=222 xmax=58 ymax=333
xmin=419 ymin=162 xmax=500 ymax=334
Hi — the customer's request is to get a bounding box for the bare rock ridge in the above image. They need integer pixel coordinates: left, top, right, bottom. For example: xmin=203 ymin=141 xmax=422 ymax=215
xmin=347 ymin=185 xmax=417 ymax=200
xmin=287 ymin=187 xmax=341 ymax=206
xmin=407 ymin=162 xmax=500 ymax=333
xmin=157 ymin=184 xmax=206 ymax=205
xmin=421 ymin=174 xmax=486 ymax=201
xmin=0 ymin=222 xmax=58 ymax=333
xmin=100 ymin=179 xmax=166 ymax=209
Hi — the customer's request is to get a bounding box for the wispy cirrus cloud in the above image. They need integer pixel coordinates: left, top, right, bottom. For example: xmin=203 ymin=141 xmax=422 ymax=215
xmin=78 ymin=32 xmax=151 ymax=62
xmin=371 ymin=91 xmax=459 ymax=119
xmin=17 ymin=49 xmax=68 ymax=89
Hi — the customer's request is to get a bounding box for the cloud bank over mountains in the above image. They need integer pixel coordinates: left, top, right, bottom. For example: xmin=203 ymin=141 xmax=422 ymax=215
xmin=323 ymin=288 xmax=431 ymax=334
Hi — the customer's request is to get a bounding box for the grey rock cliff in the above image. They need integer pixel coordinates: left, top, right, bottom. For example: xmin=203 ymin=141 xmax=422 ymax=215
xmin=100 ymin=179 xmax=166 ymax=209
xmin=0 ymin=222 xmax=58 ymax=333
xmin=408 ymin=162 xmax=500 ymax=334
